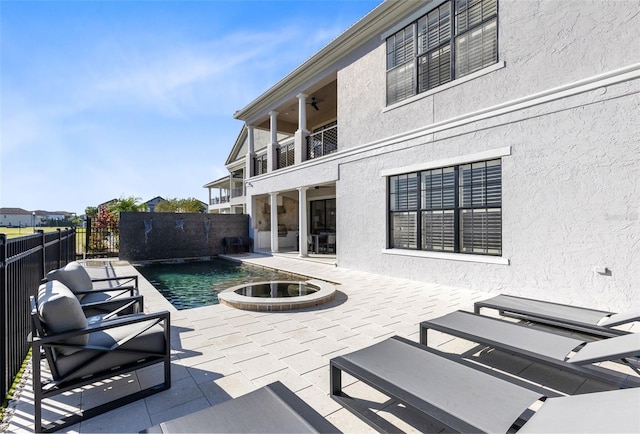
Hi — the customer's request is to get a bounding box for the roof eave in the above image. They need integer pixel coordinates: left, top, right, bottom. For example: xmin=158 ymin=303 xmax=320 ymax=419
xmin=233 ymin=0 xmax=416 ymax=123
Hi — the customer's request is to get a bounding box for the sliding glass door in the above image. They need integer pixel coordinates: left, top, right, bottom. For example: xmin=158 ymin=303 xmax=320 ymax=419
xmin=310 ymin=199 xmax=336 ymax=234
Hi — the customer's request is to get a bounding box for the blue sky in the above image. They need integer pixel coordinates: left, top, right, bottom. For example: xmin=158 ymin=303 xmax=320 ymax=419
xmin=0 ymin=0 xmax=380 ymax=215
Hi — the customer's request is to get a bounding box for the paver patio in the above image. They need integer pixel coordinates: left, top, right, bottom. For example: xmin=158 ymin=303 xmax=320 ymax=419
xmin=3 ymin=253 xmax=633 ymax=433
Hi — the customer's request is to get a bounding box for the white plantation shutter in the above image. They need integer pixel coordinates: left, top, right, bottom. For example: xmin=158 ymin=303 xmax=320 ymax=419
xmin=386 ymin=24 xmax=416 ymax=104
xmin=386 ymin=0 xmax=498 ymax=104
xmin=389 ymin=160 xmax=502 ymax=256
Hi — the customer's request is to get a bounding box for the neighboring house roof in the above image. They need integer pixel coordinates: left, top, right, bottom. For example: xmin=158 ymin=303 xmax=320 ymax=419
xmin=97 ymin=199 xmax=118 ymax=208
xmin=0 ymin=207 xmax=31 ymax=215
xmin=0 ymin=208 xmax=75 ymax=217
xmin=233 ymin=1 xmax=415 ymax=123
xmin=225 ymin=126 xmax=248 ymax=165
xmin=145 ymin=196 xmax=165 ymax=205
xmin=203 ymin=175 xmax=230 ymax=189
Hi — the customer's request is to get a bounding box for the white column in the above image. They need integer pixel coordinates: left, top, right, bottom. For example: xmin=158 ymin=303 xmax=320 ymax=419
xmin=270 ymin=192 xmax=279 ymax=253
xmin=245 ymin=125 xmax=255 ymax=179
xmin=268 ymin=111 xmax=279 ymax=172
xmin=297 ymin=93 xmax=308 ymax=132
xmin=294 ymin=94 xmax=309 ymax=164
xmin=298 ymin=187 xmax=309 ymax=257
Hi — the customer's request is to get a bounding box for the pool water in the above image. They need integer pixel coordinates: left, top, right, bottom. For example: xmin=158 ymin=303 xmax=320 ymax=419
xmin=234 ymin=282 xmax=320 ymax=298
xmin=135 ymin=259 xmax=303 ymax=310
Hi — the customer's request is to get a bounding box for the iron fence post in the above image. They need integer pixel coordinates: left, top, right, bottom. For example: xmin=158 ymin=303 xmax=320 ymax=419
xmin=0 ymin=233 xmax=7 ymax=402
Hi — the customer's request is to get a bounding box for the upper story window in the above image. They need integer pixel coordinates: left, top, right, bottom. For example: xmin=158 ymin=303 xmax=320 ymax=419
xmin=386 ymin=0 xmax=498 ymax=105
xmin=389 ymin=159 xmax=502 ymax=256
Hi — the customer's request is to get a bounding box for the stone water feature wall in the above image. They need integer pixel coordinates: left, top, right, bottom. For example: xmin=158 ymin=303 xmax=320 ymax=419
xmin=119 ymin=212 xmax=249 ymax=262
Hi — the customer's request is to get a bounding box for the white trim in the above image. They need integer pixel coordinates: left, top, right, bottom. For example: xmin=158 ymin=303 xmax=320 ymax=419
xmin=383 ymin=61 xmax=506 ymax=113
xmin=383 ymin=249 xmax=510 ymax=265
xmin=380 ymin=0 xmax=441 ymax=40
xmin=380 ymin=146 xmax=511 ymax=177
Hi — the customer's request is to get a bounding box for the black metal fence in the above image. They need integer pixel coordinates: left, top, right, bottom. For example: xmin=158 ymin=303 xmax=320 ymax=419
xmin=0 ymin=229 xmax=76 ymax=404
xmin=84 ymin=217 xmax=119 ymax=257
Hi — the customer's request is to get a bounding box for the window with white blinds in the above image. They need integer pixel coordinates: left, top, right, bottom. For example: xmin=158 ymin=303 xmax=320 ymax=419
xmin=388 ymin=159 xmax=502 ymax=256
xmin=386 ymin=0 xmax=498 ymax=105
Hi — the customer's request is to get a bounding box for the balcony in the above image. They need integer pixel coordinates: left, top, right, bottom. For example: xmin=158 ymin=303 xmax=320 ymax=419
xmin=210 ymin=195 xmax=229 ymax=205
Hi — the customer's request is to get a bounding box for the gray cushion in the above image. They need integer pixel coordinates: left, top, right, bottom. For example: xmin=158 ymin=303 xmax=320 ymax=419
xmin=37 ymin=281 xmax=89 ymax=355
xmin=46 ymin=261 xmax=93 ymax=300
xmin=55 ymin=320 xmax=166 ymax=380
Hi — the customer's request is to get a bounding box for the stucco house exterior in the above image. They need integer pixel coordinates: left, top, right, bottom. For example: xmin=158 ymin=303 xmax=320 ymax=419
xmin=207 ymin=0 xmax=639 ymax=311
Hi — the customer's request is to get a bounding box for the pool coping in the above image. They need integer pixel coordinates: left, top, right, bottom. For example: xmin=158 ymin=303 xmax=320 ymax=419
xmin=218 ymin=279 xmax=337 ymax=311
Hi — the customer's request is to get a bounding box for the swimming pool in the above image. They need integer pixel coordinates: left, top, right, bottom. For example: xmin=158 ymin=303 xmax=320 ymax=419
xmin=134 ymin=259 xmax=306 ymax=310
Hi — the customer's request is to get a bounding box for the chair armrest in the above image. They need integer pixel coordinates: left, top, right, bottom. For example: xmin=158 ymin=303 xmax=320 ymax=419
xmin=74 ymin=285 xmax=138 ymax=297
xmin=81 ymin=295 xmax=144 ymax=316
xmin=33 ymin=310 xmax=170 ymax=346
xmin=91 ymin=275 xmax=138 ymax=288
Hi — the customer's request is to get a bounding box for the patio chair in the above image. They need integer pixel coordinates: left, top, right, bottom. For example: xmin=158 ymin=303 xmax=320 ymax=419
xmin=330 ymin=335 xmax=640 ymax=433
xmin=141 ymin=381 xmax=341 ymax=433
xmin=420 ymin=310 xmax=640 ymax=387
xmin=222 ymin=236 xmax=243 ymax=254
xmin=474 ymin=294 xmax=639 ymax=337
xmin=30 ymin=280 xmax=171 ymax=433
xmin=46 ymin=261 xmax=142 ymax=315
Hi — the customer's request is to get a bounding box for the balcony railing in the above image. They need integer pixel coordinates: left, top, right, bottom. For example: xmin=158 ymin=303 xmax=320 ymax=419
xmin=277 ymin=141 xmax=295 ymax=169
xmin=210 ymin=196 xmax=230 ymax=205
xmin=307 ymin=125 xmax=338 ymax=160
xmin=231 ymin=187 xmax=244 ymax=198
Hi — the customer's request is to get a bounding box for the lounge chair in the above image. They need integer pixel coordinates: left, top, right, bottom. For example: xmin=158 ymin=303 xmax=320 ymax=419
xmin=330 ymin=336 xmax=640 ymax=433
xmin=420 ymin=310 xmax=640 ymax=387
xmin=142 ymin=381 xmax=340 ymax=433
xmin=30 ymin=280 xmax=171 ymax=432
xmin=46 ymin=261 xmax=142 ymax=315
xmin=474 ymin=294 xmax=640 ymax=337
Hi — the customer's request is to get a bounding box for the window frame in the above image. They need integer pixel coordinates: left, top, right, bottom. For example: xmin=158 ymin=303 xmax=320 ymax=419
xmin=388 ymin=158 xmax=502 ymax=257
xmin=386 ymin=0 xmax=498 ymax=105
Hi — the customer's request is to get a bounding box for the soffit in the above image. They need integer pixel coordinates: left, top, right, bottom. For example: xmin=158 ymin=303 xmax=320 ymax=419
xmin=233 ymin=0 xmax=420 ymax=124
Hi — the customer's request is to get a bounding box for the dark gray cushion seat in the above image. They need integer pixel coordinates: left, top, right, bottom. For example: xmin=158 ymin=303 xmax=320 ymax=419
xmin=54 ymin=318 xmax=166 ymax=380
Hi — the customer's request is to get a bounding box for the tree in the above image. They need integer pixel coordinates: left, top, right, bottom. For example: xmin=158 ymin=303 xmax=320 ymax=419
xmin=85 ymin=206 xmax=98 ymax=218
xmin=155 ymin=197 xmax=206 ymax=213
xmin=108 ymin=196 xmax=146 ymax=213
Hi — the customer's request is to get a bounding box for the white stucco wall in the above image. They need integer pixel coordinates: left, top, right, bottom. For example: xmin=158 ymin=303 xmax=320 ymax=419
xmin=244 ymin=0 xmax=640 ymax=311
xmin=338 ymin=0 xmax=640 ymax=151
xmin=336 ymin=77 xmax=640 ymax=311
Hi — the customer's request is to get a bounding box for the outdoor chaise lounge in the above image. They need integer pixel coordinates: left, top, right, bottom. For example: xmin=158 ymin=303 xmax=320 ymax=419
xmin=330 ymin=336 xmax=640 ymax=433
xmin=141 ymin=381 xmax=340 ymax=433
xmin=420 ymin=310 xmax=640 ymax=387
xmin=474 ymin=294 xmax=640 ymax=337
xmin=46 ymin=261 xmax=142 ymax=315
xmin=30 ymin=280 xmax=171 ymax=432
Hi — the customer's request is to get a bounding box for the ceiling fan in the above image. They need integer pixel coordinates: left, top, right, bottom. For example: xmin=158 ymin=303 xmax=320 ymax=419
xmin=307 ymin=96 xmax=323 ymax=111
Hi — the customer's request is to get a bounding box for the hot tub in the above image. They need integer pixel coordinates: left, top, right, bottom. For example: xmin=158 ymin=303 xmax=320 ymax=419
xmin=218 ymin=279 xmax=336 ymax=311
